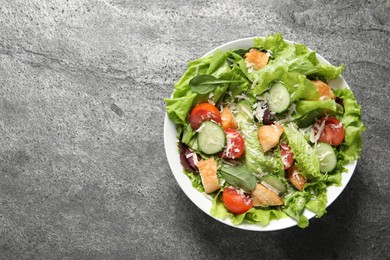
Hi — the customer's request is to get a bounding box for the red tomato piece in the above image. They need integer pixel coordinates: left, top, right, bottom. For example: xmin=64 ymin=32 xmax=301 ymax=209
xmin=220 ymin=129 xmax=245 ymax=159
xmin=222 ymin=187 xmax=253 ymax=214
xmin=314 ymin=116 xmax=345 ymax=146
xmin=189 ymin=103 xmax=221 ymax=129
xmin=280 ymin=142 xmax=294 ymax=170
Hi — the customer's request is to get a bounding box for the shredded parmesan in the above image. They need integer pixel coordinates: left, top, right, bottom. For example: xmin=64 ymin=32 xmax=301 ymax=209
xmin=292 ymin=169 xmax=304 ymax=182
xmin=235 ymin=93 xmax=250 ymax=101
xmin=196 ymin=123 xmax=206 ymax=133
xmin=253 ymin=102 xmax=266 ymax=122
xmin=317 ymin=151 xmax=332 ymax=163
xmin=208 ymin=92 xmax=215 ymax=105
xmin=261 ymin=181 xmax=280 ymax=195
xmin=186 ymin=151 xmax=199 ymax=166
xmin=256 ymin=167 xmax=267 ymax=178
xmin=226 ymin=132 xmax=238 ymax=139
xmin=282 ymin=153 xmax=289 ymax=165
xmin=330 ymin=122 xmax=342 ymax=129
xmin=245 ymin=60 xmax=256 ymax=73
xmin=312 ymin=118 xmax=327 ymax=143
xmin=224 ymin=132 xmax=240 ymax=159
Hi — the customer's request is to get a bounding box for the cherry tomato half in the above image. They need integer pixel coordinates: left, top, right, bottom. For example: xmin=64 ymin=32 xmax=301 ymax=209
xmin=314 ymin=116 xmax=345 ymax=146
xmin=220 ymin=129 xmax=245 ymax=159
xmin=222 ymin=187 xmax=253 ymax=214
xmin=280 ymin=142 xmax=294 ymax=170
xmin=189 ymin=103 xmax=221 ymax=129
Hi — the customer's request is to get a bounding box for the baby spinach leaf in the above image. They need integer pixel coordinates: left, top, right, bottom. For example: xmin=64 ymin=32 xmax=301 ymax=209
xmin=189 ymin=75 xmax=244 ymax=94
xmin=220 ymin=165 xmax=256 ymax=191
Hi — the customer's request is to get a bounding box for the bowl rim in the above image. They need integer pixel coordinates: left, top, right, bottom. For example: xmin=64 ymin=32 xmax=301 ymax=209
xmin=164 ymin=36 xmax=357 ymax=231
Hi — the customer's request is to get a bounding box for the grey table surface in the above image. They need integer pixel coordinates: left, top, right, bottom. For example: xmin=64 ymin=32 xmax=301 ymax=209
xmin=0 ymin=0 xmax=389 ymax=259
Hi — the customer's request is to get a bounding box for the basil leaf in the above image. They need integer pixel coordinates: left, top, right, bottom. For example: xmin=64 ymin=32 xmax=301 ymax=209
xmin=220 ymin=165 xmax=256 ymax=191
xmin=189 ymin=75 xmax=218 ymax=94
xmin=189 ymin=75 xmax=244 ymax=94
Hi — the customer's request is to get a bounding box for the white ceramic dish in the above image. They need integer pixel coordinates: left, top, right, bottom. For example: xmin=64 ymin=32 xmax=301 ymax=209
xmin=164 ymin=37 xmax=357 ymax=231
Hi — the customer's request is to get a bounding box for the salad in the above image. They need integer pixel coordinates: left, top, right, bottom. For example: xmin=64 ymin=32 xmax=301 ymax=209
xmin=165 ymin=33 xmax=365 ymax=228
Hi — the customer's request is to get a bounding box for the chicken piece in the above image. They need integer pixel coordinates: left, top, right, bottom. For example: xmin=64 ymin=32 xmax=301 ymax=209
xmin=245 ymin=49 xmax=269 ymax=70
xmin=251 ymin=183 xmax=284 ymax=207
xmin=257 ymin=123 xmax=284 ymax=152
xmin=197 ymin=158 xmax=220 ymax=193
xmin=311 ymin=80 xmax=336 ymax=100
xmin=221 ymin=107 xmax=238 ymax=130
xmin=287 ymin=166 xmax=307 ymax=191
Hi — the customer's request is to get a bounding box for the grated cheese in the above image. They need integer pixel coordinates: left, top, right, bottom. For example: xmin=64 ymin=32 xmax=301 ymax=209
xmin=253 ymin=101 xmax=267 ymax=122
xmin=235 ymin=93 xmax=250 ymax=101
xmin=226 ymin=132 xmax=239 ymax=139
xmin=312 ymin=118 xmax=327 ymax=144
xmin=196 ymin=123 xmax=206 ymax=133
xmin=208 ymin=92 xmax=215 ymax=105
xmin=261 ymin=181 xmax=281 ymax=195
xmin=317 ymin=150 xmax=332 ymax=164
xmin=186 ymin=151 xmax=199 ymax=166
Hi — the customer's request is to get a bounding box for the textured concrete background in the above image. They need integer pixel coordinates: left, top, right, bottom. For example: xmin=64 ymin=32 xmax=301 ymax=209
xmin=0 ymin=0 xmax=389 ymax=259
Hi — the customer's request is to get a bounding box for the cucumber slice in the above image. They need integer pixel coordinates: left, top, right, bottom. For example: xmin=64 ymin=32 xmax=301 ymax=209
xmin=262 ymin=175 xmax=286 ymax=194
xmin=267 ymin=82 xmax=290 ymax=113
xmin=197 ymin=121 xmax=226 ymax=155
xmin=315 ymin=142 xmax=337 ymax=173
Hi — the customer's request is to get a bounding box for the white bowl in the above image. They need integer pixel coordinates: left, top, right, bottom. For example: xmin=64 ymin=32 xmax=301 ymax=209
xmin=164 ymin=37 xmax=357 ymax=231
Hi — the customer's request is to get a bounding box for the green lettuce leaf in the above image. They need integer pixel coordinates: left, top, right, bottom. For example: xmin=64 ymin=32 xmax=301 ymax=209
xmin=165 ymin=55 xmax=211 ymax=125
xmin=335 ymin=88 xmax=366 ymax=163
xmin=184 ymin=170 xmax=204 ymax=192
xmin=210 ymin=191 xmax=231 ymax=219
xmin=230 ymin=52 xmax=252 ymax=82
xmin=284 ymin=123 xmax=321 ymax=180
xmin=181 ymin=123 xmax=196 ymax=146
xmin=295 ymin=99 xmax=338 ymax=116
xmin=309 ymin=63 xmax=345 ymax=81
xmin=244 ymin=208 xmax=287 ymax=225
xmin=253 ymin=32 xmax=288 ymax=56
xmin=207 ymin=50 xmax=232 ymax=77
xmin=304 ymin=181 xmax=328 ymax=217
xmin=283 ymin=72 xmax=320 ymax=102
xmin=283 ymin=192 xmax=309 ymax=228
xmin=250 ymin=65 xmax=289 ymax=95
xmin=165 ymin=93 xmax=197 ymax=125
